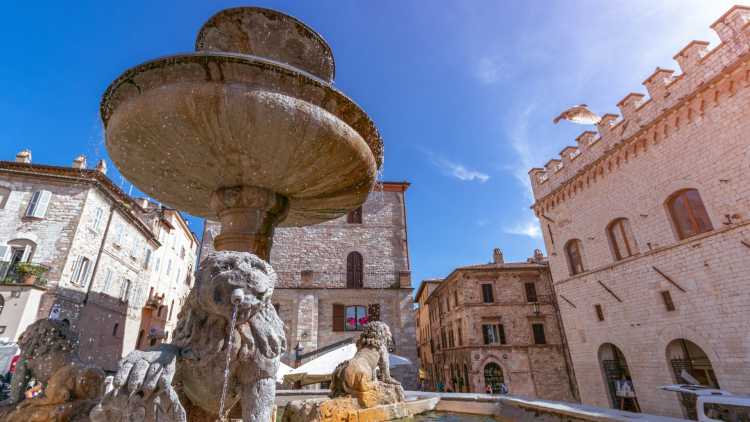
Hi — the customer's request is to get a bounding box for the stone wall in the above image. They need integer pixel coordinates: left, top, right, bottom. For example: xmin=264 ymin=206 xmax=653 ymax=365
xmin=423 ymin=257 xmax=575 ymax=402
xmin=528 ymin=6 xmax=750 ymax=418
xmin=200 ymin=183 xmax=418 ymax=388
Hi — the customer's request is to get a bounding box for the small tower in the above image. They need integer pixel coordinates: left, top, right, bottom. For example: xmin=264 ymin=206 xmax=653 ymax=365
xmin=15 ymin=149 xmax=31 ymax=163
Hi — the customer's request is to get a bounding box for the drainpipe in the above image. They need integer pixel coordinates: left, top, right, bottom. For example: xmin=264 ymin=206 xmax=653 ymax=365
xmin=84 ymin=205 xmax=116 ymax=305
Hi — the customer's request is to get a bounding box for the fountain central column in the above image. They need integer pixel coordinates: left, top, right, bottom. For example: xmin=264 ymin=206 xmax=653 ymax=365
xmin=209 ymin=186 xmax=289 ymax=260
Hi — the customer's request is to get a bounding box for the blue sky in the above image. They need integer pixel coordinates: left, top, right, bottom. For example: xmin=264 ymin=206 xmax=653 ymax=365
xmin=0 ymin=1 xmax=738 ymax=286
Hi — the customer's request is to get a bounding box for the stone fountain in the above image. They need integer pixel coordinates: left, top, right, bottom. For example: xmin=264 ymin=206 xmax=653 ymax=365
xmin=86 ymin=6 xmax=412 ymax=422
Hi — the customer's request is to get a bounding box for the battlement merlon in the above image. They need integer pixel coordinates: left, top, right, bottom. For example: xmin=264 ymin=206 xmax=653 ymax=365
xmin=527 ymin=5 xmax=750 ymax=205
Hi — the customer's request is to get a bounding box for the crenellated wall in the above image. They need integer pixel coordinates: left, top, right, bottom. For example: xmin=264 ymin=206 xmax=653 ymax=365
xmin=529 ymin=5 xmax=750 ymax=212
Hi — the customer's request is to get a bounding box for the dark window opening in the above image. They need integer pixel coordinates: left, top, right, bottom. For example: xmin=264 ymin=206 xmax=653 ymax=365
xmin=532 ymin=323 xmax=546 ymax=344
xmin=482 ymin=324 xmax=506 ymax=345
xmin=525 ymin=282 xmax=538 ymax=303
xmin=112 ymin=323 xmax=119 ymax=337
xmin=661 ymin=291 xmax=676 ymax=311
xmin=595 ymin=304 xmax=605 ymax=321
xmin=347 ymin=206 xmax=363 ymax=224
xmin=481 ymin=284 xmax=494 ymax=303
xmin=346 ymin=252 xmax=363 ymax=288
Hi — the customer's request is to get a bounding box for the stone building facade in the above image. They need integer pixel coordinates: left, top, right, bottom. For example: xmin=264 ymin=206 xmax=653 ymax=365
xmin=134 ymin=200 xmax=198 ymax=351
xmin=419 ymin=249 xmax=576 ymax=401
xmin=415 ymin=279 xmax=441 ymax=390
xmin=528 ymin=6 xmax=750 ymax=418
xmin=199 ymin=182 xmax=418 ymax=388
xmin=0 ymin=151 xmax=195 ymax=371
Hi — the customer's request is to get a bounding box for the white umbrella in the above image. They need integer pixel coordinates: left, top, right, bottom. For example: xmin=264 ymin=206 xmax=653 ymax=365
xmin=277 ymin=361 xmax=294 ymax=383
xmin=283 ymin=343 xmax=412 ymax=386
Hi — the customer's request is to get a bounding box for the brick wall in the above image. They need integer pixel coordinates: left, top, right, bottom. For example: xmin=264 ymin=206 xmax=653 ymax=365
xmin=422 ymin=260 xmax=575 ymax=401
xmin=529 ymin=6 xmax=750 ymax=417
xmin=199 ymin=184 xmax=418 ymax=388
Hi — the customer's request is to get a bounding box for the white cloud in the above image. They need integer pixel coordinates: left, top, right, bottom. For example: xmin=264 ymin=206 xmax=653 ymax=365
xmin=504 ymin=213 xmax=542 ymax=239
xmin=474 ymin=57 xmax=503 ymax=84
xmin=506 ymin=104 xmax=537 ymax=201
xmin=437 ymin=158 xmax=490 ymax=182
xmin=421 ymin=148 xmax=490 ymax=183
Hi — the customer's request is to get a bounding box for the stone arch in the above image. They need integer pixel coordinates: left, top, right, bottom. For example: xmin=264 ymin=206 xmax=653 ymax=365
xmin=483 ymin=361 xmax=505 ymax=394
xmin=597 ymin=342 xmax=639 ymax=411
xmin=665 ymin=338 xmax=720 ymax=419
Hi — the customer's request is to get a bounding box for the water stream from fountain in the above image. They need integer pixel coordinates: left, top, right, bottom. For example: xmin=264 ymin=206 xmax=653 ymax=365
xmin=218 ymin=304 xmax=239 ymax=421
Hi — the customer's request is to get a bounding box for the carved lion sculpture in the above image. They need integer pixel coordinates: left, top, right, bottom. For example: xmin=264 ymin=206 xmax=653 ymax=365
xmin=90 ymin=251 xmax=286 ymax=422
xmin=330 ymin=321 xmax=404 ymax=408
xmin=1 ymin=318 xmax=105 ymax=422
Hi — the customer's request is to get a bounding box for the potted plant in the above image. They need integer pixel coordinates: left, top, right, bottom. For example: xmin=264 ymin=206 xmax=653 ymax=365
xmin=15 ymin=263 xmax=49 ymax=285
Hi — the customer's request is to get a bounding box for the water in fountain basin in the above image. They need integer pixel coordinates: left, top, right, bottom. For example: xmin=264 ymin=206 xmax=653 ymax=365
xmin=218 ymin=304 xmax=239 ymax=421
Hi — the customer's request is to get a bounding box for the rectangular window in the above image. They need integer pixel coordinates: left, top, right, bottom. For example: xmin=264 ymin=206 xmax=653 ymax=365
xmin=481 ymin=284 xmax=494 ymax=303
xmin=532 ymin=323 xmax=547 ymax=345
xmin=453 ymin=290 xmax=459 ymax=307
xmin=103 ymin=269 xmax=113 ymax=293
xmin=143 ymin=248 xmax=152 ymax=270
xmin=92 ymin=207 xmax=104 ymax=231
xmin=25 ymin=190 xmax=51 ymax=218
xmin=661 ymin=290 xmax=676 ymax=311
xmin=175 ymin=268 xmax=181 ymax=284
xmin=441 ymin=328 xmax=447 ymax=348
xmin=525 ymin=282 xmax=538 ymax=303
xmin=457 ymin=323 xmax=463 ymax=346
xmin=71 ymin=257 xmax=92 ymax=287
xmin=448 ymin=329 xmax=454 ymax=348
xmin=482 ymin=324 xmax=505 ymax=345
xmin=595 ymin=304 xmax=605 ymax=321
xmin=120 ymin=279 xmax=131 ymax=302
xmin=445 ymin=296 xmax=450 ymax=311
xmin=166 ymin=259 xmax=172 ymax=276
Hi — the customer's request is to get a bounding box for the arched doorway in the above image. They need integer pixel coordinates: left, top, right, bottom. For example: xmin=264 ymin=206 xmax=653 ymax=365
xmin=483 ymin=362 xmax=504 ymax=394
xmin=666 ymin=339 xmax=718 ymax=419
xmin=598 ymin=343 xmax=639 ymax=411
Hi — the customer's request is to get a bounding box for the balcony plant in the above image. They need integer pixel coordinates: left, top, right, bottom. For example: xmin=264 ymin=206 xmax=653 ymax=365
xmin=15 ymin=263 xmax=49 ymax=286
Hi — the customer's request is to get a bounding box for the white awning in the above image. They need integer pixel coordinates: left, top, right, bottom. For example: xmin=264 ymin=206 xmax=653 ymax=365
xmin=283 ymin=343 xmax=411 ymax=386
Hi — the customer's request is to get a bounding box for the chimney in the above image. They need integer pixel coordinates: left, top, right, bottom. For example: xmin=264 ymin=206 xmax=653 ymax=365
xmin=492 ymin=248 xmax=504 ymax=264
xmin=15 ymin=149 xmax=31 ymax=164
xmin=72 ymin=155 xmax=87 ymax=169
xmin=95 ymin=160 xmax=107 ymax=174
xmin=533 ymin=249 xmax=544 ymax=263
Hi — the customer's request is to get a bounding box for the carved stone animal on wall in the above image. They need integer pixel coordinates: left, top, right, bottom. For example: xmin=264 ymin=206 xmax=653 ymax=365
xmin=90 ymin=251 xmax=287 ymax=422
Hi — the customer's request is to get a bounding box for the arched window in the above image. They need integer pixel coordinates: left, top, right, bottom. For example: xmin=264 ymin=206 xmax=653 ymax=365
xmin=607 ymin=218 xmax=638 ymax=261
xmin=598 ymin=343 xmax=638 ymax=411
xmin=565 ymin=239 xmax=585 ymax=275
xmin=667 ymin=189 xmax=713 ymax=240
xmin=483 ymin=363 xmax=505 ymax=394
xmin=666 ymin=339 xmax=718 ymax=419
xmin=346 ymin=252 xmax=363 ymax=288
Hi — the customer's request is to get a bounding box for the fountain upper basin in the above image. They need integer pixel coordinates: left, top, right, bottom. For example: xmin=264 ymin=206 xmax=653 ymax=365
xmin=102 ymin=52 xmax=382 ymax=226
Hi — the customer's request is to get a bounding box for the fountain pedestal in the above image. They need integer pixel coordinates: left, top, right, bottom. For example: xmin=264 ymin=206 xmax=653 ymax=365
xmin=210 ymin=186 xmax=288 ymax=260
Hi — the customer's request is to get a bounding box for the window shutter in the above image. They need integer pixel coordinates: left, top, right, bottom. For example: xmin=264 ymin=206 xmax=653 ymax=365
xmin=21 ymin=245 xmax=32 ymax=262
xmin=143 ymin=248 xmax=151 ymax=270
xmin=332 ymin=304 xmax=345 ymax=332
xmin=498 ymin=324 xmax=506 ymax=344
xmin=482 ymin=325 xmax=490 ymax=345
xmin=33 ymin=190 xmax=52 ymax=218
xmin=25 ymin=191 xmax=40 ymax=217
xmin=79 ymin=258 xmax=91 ymax=287
xmin=0 ymin=245 xmax=9 ymax=261
xmin=103 ymin=269 xmax=113 ymax=292
xmin=71 ymin=257 xmax=82 ymax=283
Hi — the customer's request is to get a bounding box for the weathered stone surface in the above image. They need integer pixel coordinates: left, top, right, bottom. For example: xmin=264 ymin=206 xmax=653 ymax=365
xmin=0 ymin=319 xmax=105 ymax=422
xmin=91 ymin=251 xmax=286 ymax=422
xmin=101 ymin=8 xmax=382 ymax=229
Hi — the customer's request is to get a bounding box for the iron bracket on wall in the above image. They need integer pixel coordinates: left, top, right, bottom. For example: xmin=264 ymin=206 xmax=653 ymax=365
xmin=559 ymin=294 xmax=577 ymax=308
xmin=597 ymin=280 xmax=622 ymax=302
xmin=652 ymin=266 xmax=686 ymax=293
